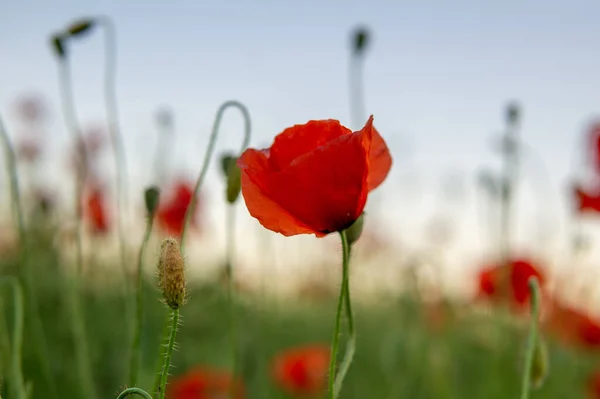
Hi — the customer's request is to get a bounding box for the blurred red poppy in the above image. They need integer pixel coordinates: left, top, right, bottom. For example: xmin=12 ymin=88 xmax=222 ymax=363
xmin=83 ymin=183 xmax=110 ymax=235
xmin=237 ymin=116 xmax=392 ymax=237
xmin=588 ymin=122 xmax=600 ymax=174
xmin=587 ymin=370 xmax=600 ymax=398
xmin=546 ymin=300 xmax=600 ymax=348
xmin=169 ymin=367 xmax=244 ymax=399
xmin=156 ymin=179 xmax=200 ymax=238
xmin=476 ymin=258 xmax=544 ymax=307
xmin=271 ymin=344 xmax=330 ymax=396
xmin=573 ymin=185 xmax=600 ymax=213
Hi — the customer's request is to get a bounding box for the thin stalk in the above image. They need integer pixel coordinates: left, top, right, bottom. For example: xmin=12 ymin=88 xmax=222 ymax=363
xmin=180 ymin=100 xmax=251 ymax=251
xmin=128 ymin=212 xmax=156 ymax=386
xmin=116 ymin=387 xmax=154 ymax=399
xmin=151 ymin=316 xmax=171 ymax=396
xmin=328 ymin=230 xmax=353 ymax=399
xmin=157 ymin=309 xmax=180 ymax=399
xmin=520 ymin=277 xmax=541 ymax=399
xmin=0 ymin=277 xmax=26 ymax=399
xmin=153 ymin=111 xmax=173 ymax=187
xmin=55 ymin=53 xmax=97 ymax=399
xmin=349 ymin=52 xmax=366 ymax=131
xmin=0 ymin=116 xmax=57 ymax=399
xmin=225 ymin=204 xmax=238 ymax=398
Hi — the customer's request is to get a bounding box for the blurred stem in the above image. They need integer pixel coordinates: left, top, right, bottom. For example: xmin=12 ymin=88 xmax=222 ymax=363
xmin=0 ymin=116 xmax=57 ymax=399
xmin=157 ymin=309 xmax=179 ymax=399
xmin=520 ymin=278 xmax=541 ymax=399
xmin=128 ymin=211 xmax=156 ymax=386
xmin=56 ymin=54 xmax=96 ymax=399
xmin=151 ymin=316 xmax=170 ymax=395
xmin=153 ymin=115 xmax=173 ymax=187
xmin=116 ymin=387 xmax=153 ymax=399
xmin=334 ymin=231 xmax=356 ymax=398
xmin=328 ymin=230 xmax=354 ymax=399
xmin=180 ymin=100 xmax=251 ymax=251
xmin=349 ymin=52 xmax=366 ymax=131
xmin=225 ymin=204 xmax=238 ymax=397
xmin=0 ymin=277 xmax=26 ymax=399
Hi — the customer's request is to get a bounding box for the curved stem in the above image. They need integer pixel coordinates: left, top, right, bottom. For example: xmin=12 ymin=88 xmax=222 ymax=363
xmin=97 ymin=16 xmax=130 ymax=296
xmin=0 ymin=277 xmax=26 ymax=399
xmin=116 ymin=387 xmax=154 ymax=399
xmin=520 ymin=277 xmax=541 ymax=399
xmin=327 ymin=230 xmax=353 ymax=399
xmin=157 ymin=309 xmax=179 ymax=399
xmin=333 ymin=237 xmax=355 ymax=397
xmin=225 ymin=204 xmax=238 ymax=397
xmin=128 ymin=211 xmax=156 ymax=386
xmin=180 ymin=100 xmax=251 ymax=251
xmin=0 ymin=116 xmax=58 ymax=399
xmin=56 ymin=55 xmax=97 ymax=399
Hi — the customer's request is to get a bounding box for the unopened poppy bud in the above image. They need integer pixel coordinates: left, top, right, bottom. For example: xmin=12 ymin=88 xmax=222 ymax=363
xmin=67 ymin=18 xmax=95 ymax=37
xmin=157 ymin=238 xmax=186 ymax=310
xmin=351 ymin=27 xmax=370 ymax=55
xmin=220 ymin=153 xmax=242 ymax=204
xmin=144 ymin=186 xmax=160 ymax=217
xmin=344 ymin=213 xmax=364 ymax=246
xmin=531 ymin=338 xmax=548 ymax=390
xmin=50 ymin=34 xmax=66 ymax=58
xmin=506 ymin=102 xmax=521 ymax=126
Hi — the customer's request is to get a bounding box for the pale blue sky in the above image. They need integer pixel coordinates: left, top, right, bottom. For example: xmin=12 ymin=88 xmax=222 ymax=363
xmin=2 ymin=0 xmax=600 ymax=269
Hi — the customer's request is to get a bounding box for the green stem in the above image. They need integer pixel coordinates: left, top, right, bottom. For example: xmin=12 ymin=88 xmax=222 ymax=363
xmin=519 ymin=277 xmax=541 ymax=399
xmin=55 ymin=53 xmax=96 ymax=399
xmin=151 ymin=315 xmax=170 ymax=396
xmin=333 ymin=237 xmax=355 ymax=398
xmin=180 ymin=100 xmax=251 ymax=251
xmin=225 ymin=204 xmax=238 ymax=397
xmin=116 ymin=387 xmax=154 ymax=399
xmin=328 ymin=230 xmax=353 ymax=399
xmin=128 ymin=213 xmax=156 ymax=386
xmin=157 ymin=309 xmax=179 ymax=399
xmin=0 ymin=277 xmax=26 ymax=399
xmin=0 ymin=116 xmax=58 ymax=399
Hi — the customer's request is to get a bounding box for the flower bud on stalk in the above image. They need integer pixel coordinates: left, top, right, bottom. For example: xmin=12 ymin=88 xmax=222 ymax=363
xmin=67 ymin=18 xmax=95 ymax=37
xmin=144 ymin=186 xmax=160 ymax=217
xmin=220 ymin=153 xmax=242 ymax=204
xmin=157 ymin=238 xmax=186 ymax=310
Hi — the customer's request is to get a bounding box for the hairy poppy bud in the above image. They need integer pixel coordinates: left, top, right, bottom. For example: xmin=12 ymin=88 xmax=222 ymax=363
xmin=220 ymin=153 xmax=242 ymax=204
xmin=531 ymin=338 xmax=548 ymax=390
xmin=144 ymin=186 xmax=160 ymax=217
xmin=157 ymin=238 xmax=186 ymax=309
xmin=351 ymin=27 xmax=370 ymax=55
xmin=67 ymin=18 xmax=95 ymax=37
xmin=50 ymin=34 xmax=66 ymax=58
xmin=506 ymin=101 xmax=521 ymax=126
xmin=344 ymin=213 xmax=364 ymax=246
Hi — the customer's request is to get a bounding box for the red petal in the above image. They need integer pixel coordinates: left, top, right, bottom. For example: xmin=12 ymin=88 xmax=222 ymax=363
xmin=238 ymin=149 xmax=321 ymax=236
xmin=262 ymin=129 xmax=370 ymax=234
xmin=269 ymin=120 xmax=352 ymax=170
xmin=363 ymin=116 xmax=392 ymax=191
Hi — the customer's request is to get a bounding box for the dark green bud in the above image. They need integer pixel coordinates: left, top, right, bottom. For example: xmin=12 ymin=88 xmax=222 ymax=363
xmin=345 ymin=213 xmax=365 ymax=246
xmin=144 ymin=186 xmax=160 ymax=216
xmin=50 ymin=34 xmax=66 ymax=58
xmin=506 ymin=101 xmax=521 ymax=126
xmin=531 ymin=337 xmax=549 ymax=390
xmin=67 ymin=19 xmax=95 ymax=37
xmin=220 ymin=153 xmax=242 ymax=204
xmin=352 ymin=27 xmax=370 ymax=55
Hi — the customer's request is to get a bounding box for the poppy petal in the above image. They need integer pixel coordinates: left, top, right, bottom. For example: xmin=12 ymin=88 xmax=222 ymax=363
xmin=363 ymin=116 xmax=392 ymax=191
xmin=263 ymin=129 xmax=371 ymax=233
xmin=269 ymin=120 xmax=352 ymax=170
xmin=239 ymin=149 xmax=321 ymax=236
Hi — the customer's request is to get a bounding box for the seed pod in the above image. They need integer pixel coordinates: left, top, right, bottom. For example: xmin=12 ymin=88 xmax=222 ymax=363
xmin=67 ymin=19 xmax=95 ymax=37
xmin=157 ymin=238 xmax=186 ymax=309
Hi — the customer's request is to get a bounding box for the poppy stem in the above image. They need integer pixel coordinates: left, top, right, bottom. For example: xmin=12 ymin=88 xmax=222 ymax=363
xmin=0 ymin=277 xmax=27 ymax=399
xmin=54 ymin=46 xmax=97 ymax=399
xmin=151 ymin=315 xmax=171 ymax=396
xmin=180 ymin=100 xmax=251 ymax=251
xmin=157 ymin=309 xmax=180 ymax=399
xmin=116 ymin=387 xmax=154 ymax=399
xmin=2 ymin=113 xmax=58 ymax=399
xmin=225 ymin=204 xmax=239 ymax=397
xmin=328 ymin=230 xmax=353 ymax=399
xmin=349 ymin=47 xmax=366 ymax=131
xmin=128 ymin=206 xmax=157 ymax=386
xmin=519 ymin=277 xmax=541 ymax=399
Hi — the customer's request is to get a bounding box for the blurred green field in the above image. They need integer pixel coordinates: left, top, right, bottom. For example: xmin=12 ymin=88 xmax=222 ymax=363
xmin=0 ymin=229 xmax=597 ymax=399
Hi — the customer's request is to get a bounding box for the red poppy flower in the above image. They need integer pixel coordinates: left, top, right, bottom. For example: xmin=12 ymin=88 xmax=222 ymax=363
xmin=83 ymin=184 xmax=110 ymax=235
xmin=546 ymin=300 xmax=600 ymax=348
xmin=168 ymin=367 xmax=244 ymax=399
xmin=271 ymin=345 xmax=330 ymax=396
xmin=156 ymin=180 xmax=200 ymax=238
xmin=237 ymin=116 xmax=392 ymax=237
xmin=476 ymin=258 xmax=544 ymax=307
xmin=573 ymin=185 xmax=600 ymax=213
